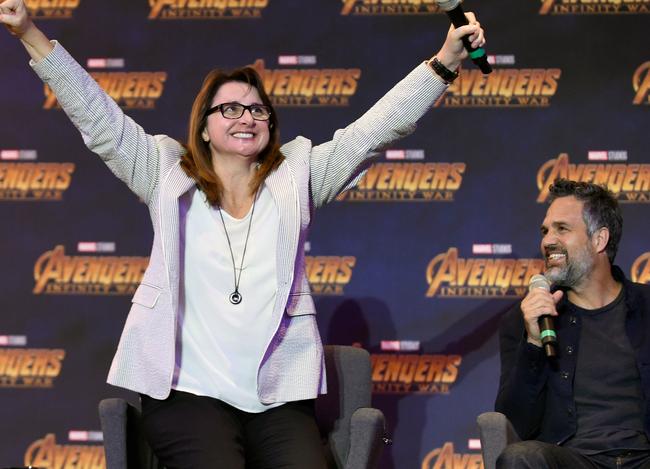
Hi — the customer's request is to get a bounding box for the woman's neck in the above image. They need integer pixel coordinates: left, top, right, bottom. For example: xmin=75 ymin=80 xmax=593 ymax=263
xmin=212 ymin=154 xmax=258 ymax=218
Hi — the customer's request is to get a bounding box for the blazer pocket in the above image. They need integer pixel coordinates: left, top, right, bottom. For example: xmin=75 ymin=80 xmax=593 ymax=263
xmin=131 ymin=283 xmax=162 ymax=309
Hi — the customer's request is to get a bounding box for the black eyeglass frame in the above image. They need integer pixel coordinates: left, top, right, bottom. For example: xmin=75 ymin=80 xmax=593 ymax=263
xmin=205 ymin=102 xmax=272 ymax=121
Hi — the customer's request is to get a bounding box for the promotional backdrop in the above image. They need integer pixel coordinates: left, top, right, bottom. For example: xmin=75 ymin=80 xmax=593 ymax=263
xmin=1 ymin=0 xmax=648 ymax=467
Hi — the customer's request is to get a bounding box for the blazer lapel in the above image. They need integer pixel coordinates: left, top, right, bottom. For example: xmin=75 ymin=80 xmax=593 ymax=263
xmin=265 ymin=161 xmax=300 ymax=291
xmin=158 ymin=161 xmax=195 ymax=311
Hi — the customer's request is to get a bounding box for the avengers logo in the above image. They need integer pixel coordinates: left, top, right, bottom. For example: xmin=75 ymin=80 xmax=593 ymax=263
xmin=26 ymin=0 xmax=80 ymax=18
xmin=25 ymin=434 xmax=105 ymax=469
xmin=341 ymin=0 xmax=442 ymax=15
xmin=0 ymin=162 xmax=74 ymax=200
xmin=633 ymin=62 xmax=650 ymax=105
xmin=251 ymin=59 xmax=360 ymax=107
xmin=372 ymin=354 xmax=461 ymax=394
xmin=540 ymin=0 xmax=650 ymax=14
xmin=631 ymin=253 xmax=650 ymax=284
xmin=305 ymin=256 xmax=355 ymax=295
xmin=437 ymin=68 xmax=561 ymax=108
xmin=33 ymin=245 xmax=148 ymax=295
xmin=421 ymin=442 xmax=483 ymax=469
xmin=426 ymin=248 xmax=544 ymax=298
xmin=44 ymin=71 xmax=167 ymax=110
xmin=537 ymin=153 xmax=650 ymax=203
xmin=148 ymin=0 xmax=268 ymax=19
xmin=0 ymin=348 xmax=65 ymax=388
xmin=338 ymin=162 xmax=465 ymax=202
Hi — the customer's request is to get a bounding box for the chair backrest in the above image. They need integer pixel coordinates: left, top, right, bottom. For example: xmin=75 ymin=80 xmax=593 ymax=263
xmin=316 ymin=345 xmax=373 ymax=468
xmin=476 ymin=412 xmax=521 ymax=469
xmin=99 ymin=398 xmax=164 ymax=469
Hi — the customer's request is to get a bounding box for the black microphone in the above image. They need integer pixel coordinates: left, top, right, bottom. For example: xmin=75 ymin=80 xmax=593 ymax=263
xmin=435 ymin=0 xmax=492 ymax=74
xmin=528 ymin=274 xmax=557 ymax=357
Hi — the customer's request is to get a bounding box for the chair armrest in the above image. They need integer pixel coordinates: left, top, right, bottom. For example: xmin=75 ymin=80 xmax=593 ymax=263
xmin=345 ymin=407 xmax=386 ymax=469
xmin=99 ymin=398 xmax=129 ymax=469
xmin=476 ymin=412 xmax=521 ymax=469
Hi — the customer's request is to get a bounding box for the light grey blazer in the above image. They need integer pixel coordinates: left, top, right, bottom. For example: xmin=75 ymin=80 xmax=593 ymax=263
xmin=32 ymin=42 xmax=447 ymax=403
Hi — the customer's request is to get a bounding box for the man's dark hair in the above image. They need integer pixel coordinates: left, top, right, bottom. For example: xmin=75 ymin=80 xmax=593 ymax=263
xmin=548 ymin=179 xmax=623 ymax=264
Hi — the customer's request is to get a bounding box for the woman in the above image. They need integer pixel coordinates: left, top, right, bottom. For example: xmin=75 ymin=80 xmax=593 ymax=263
xmin=0 ymin=0 xmax=486 ymax=467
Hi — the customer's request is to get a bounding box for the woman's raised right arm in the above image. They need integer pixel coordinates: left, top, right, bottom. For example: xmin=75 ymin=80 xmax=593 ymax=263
xmin=1 ymin=0 xmax=167 ymax=204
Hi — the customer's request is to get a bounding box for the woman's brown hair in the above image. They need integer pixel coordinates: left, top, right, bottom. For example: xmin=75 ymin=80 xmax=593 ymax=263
xmin=180 ymin=67 xmax=284 ymax=206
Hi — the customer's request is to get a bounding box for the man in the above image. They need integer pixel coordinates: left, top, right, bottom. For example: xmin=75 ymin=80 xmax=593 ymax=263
xmin=495 ymin=179 xmax=650 ymax=468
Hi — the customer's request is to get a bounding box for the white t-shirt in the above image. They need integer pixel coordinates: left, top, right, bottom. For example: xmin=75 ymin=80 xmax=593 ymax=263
xmin=173 ymin=185 xmax=281 ymax=412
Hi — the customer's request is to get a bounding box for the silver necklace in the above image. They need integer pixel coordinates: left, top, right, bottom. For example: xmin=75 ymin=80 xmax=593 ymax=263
xmin=217 ymin=191 xmax=258 ymax=305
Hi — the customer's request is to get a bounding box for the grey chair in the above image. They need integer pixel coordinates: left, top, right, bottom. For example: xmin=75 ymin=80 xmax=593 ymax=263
xmin=476 ymin=412 xmax=521 ymax=469
xmin=99 ymin=345 xmax=386 ymax=469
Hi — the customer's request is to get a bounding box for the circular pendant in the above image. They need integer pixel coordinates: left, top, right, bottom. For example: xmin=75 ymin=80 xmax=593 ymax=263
xmin=229 ymin=291 xmax=242 ymax=305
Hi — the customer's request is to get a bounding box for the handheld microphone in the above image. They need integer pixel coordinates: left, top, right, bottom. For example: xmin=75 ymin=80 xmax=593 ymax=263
xmin=528 ymin=274 xmax=557 ymax=358
xmin=435 ymin=0 xmax=492 ymax=74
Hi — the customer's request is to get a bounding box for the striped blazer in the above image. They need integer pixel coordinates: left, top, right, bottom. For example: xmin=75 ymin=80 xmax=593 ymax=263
xmin=31 ymin=42 xmax=447 ymax=403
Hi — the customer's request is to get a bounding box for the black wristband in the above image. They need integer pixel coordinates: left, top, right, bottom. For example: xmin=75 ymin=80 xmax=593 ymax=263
xmin=428 ymin=57 xmax=459 ymax=84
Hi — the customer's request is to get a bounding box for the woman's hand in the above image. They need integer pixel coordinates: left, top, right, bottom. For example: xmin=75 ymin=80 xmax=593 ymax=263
xmin=435 ymin=11 xmax=486 ymax=72
xmin=0 ymin=0 xmax=31 ymax=38
xmin=1 ymin=0 xmax=53 ymax=61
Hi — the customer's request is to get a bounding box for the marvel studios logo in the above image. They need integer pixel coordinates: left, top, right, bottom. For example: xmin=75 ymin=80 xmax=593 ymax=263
xmin=77 ymin=242 xmax=116 ymax=253
xmin=472 ymin=244 xmax=513 ymax=255
xmin=0 ymin=335 xmax=27 ymax=346
xmin=587 ymin=150 xmax=628 ymax=162
xmin=0 ymin=149 xmax=37 ymax=161
xmin=486 ymin=55 xmax=515 ymax=65
xmin=278 ymin=55 xmax=317 ymax=65
xmin=68 ymin=430 xmax=104 ymax=442
xmin=385 ymin=149 xmax=425 ymax=161
xmin=380 ymin=340 xmax=420 ymax=352
xmin=86 ymin=58 xmax=125 ymax=69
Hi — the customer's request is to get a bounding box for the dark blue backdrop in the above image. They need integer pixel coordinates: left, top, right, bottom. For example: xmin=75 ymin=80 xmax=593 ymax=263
xmin=1 ymin=1 xmax=648 ymax=467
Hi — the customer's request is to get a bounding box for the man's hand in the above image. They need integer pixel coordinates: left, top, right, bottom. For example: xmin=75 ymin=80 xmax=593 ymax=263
xmin=521 ymin=288 xmax=564 ymax=347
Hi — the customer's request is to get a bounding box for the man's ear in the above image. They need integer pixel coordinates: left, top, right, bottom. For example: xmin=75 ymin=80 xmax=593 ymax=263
xmin=592 ymin=227 xmax=610 ymax=255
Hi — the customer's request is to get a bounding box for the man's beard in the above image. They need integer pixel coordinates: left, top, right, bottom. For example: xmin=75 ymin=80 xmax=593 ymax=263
xmin=545 ymin=243 xmax=595 ymax=288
